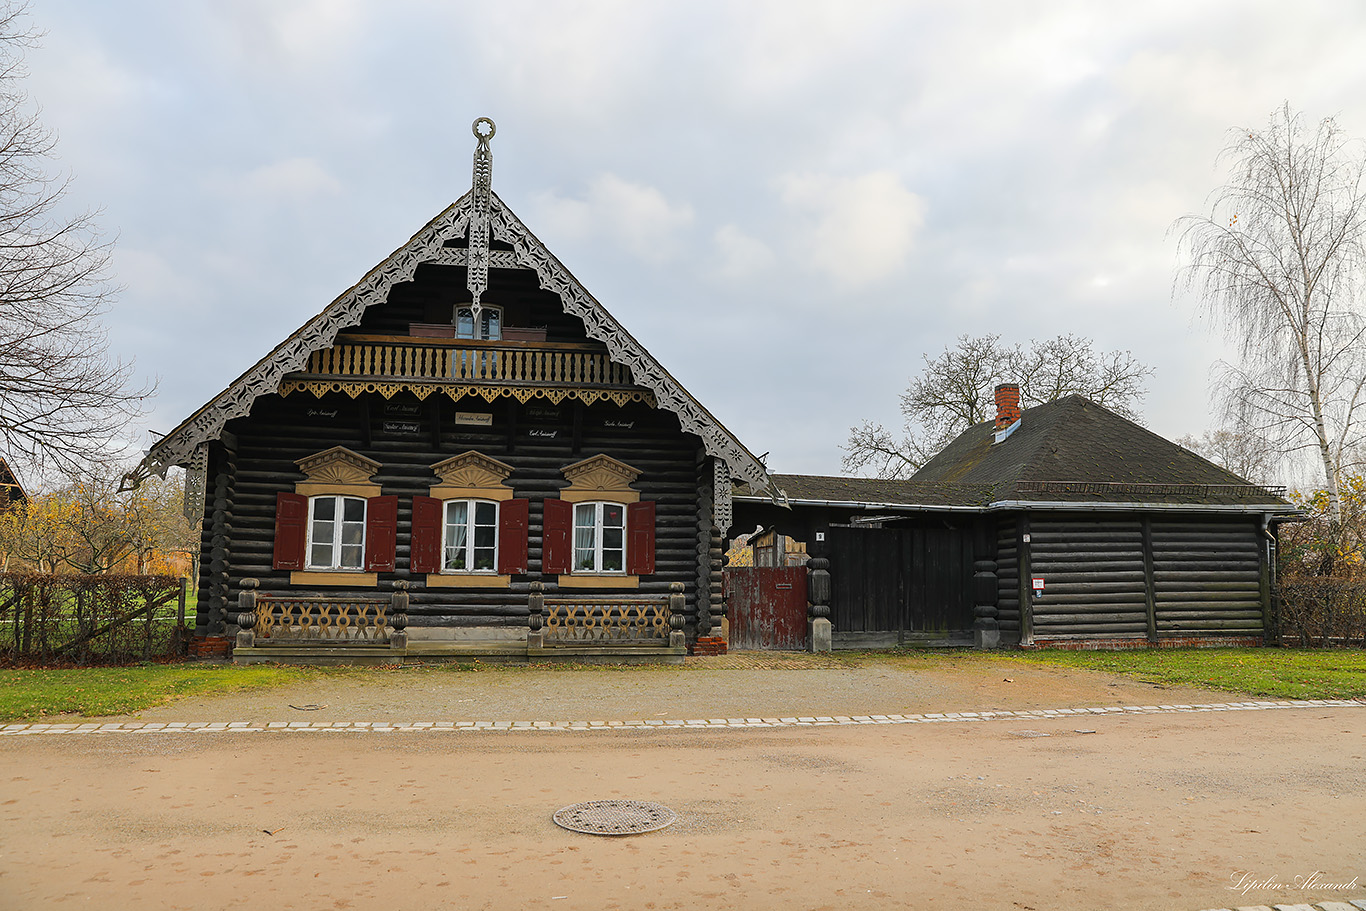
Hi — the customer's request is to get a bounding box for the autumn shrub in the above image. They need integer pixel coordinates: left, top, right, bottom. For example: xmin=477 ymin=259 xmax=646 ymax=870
xmin=1276 ymin=475 xmax=1366 ymax=647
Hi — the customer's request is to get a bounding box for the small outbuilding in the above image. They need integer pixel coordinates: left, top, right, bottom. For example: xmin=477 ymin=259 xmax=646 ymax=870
xmin=732 ymin=385 xmax=1297 ymax=649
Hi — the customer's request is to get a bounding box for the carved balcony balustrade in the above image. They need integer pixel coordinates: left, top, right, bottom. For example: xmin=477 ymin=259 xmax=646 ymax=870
xmin=278 ymin=334 xmax=655 ymax=407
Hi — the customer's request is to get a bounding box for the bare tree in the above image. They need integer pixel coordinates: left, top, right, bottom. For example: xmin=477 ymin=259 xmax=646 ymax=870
xmin=1177 ymin=104 xmax=1366 ymax=523
xmin=0 ymin=3 xmax=151 ymax=481
xmin=1174 ymin=429 xmax=1279 ymax=486
xmin=843 ymin=333 xmax=1151 ymax=478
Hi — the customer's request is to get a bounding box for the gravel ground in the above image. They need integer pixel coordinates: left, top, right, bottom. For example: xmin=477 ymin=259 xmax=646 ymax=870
xmin=102 ymin=651 xmax=1240 ymax=724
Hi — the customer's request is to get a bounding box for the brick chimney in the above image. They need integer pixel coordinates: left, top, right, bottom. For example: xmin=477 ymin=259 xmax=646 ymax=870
xmin=994 ymin=383 xmax=1020 ymax=431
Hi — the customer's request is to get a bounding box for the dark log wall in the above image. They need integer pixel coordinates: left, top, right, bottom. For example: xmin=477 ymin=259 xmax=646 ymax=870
xmin=1150 ymin=519 xmax=1264 ymax=636
xmin=1026 ymin=518 xmax=1150 ymax=638
xmin=204 ymin=391 xmax=709 ymax=633
xmin=995 ymin=518 xmax=1021 ymax=638
xmin=1000 ymin=513 xmax=1267 ymax=641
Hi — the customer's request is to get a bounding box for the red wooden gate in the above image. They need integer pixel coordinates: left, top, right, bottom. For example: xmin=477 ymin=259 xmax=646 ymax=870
xmin=725 ymin=566 xmax=808 ymax=650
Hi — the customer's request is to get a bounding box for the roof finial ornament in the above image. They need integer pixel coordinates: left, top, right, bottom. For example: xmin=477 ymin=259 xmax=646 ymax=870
xmin=467 ymin=117 xmax=496 ymax=320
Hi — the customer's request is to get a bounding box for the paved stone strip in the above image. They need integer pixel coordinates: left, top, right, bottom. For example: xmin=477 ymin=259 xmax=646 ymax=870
xmin=1 ymin=699 xmax=1362 ymax=737
xmin=1197 ymin=901 xmax=1366 ymax=911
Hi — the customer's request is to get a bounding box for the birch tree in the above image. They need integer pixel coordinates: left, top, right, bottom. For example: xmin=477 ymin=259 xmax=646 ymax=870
xmin=1177 ymin=104 xmax=1366 ymax=522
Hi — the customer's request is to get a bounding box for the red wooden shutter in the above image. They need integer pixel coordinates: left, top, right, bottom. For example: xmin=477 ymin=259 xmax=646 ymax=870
xmin=410 ymin=496 xmax=442 ymax=574
xmin=627 ymin=500 xmax=656 ymax=576
xmin=272 ymin=492 xmax=308 ymax=571
xmin=364 ymin=495 xmax=398 ymax=573
xmin=497 ymin=498 xmax=529 ymax=575
xmin=542 ymin=498 xmax=573 ymax=574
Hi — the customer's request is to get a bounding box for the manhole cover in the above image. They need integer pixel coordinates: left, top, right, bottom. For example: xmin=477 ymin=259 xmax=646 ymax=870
xmin=553 ymin=800 xmax=677 ymax=836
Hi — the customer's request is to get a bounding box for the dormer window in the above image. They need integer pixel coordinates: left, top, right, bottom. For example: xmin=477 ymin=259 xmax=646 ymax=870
xmin=456 ymin=306 xmax=502 ymax=340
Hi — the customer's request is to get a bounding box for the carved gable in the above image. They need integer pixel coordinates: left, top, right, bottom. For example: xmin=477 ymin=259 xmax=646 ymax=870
xmin=429 ymin=451 xmax=515 ymax=491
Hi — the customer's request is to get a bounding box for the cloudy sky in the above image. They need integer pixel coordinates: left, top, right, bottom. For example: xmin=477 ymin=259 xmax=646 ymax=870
xmin=19 ymin=0 xmax=1366 ymax=478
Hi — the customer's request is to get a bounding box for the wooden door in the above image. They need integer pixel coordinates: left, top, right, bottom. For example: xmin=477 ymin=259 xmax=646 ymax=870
xmin=725 ymin=566 xmax=808 ymax=650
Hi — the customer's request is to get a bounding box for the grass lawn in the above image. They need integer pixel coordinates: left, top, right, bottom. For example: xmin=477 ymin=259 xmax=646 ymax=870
xmin=994 ymin=647 xmax=1366 ymax=701
xmin=0 ymin=664 xmax=313 ymax=722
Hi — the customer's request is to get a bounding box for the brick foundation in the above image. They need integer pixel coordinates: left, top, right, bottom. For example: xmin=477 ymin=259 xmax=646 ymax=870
xmin=1023 ymin=636 xmax=1264 ymax=651
xmin=188 ymin=635 xmax=234 ymax=659
xmin=689 ymin=636 xmax=728 ymax=656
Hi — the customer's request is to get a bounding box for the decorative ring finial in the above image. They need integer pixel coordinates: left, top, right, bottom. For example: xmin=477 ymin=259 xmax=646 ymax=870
xmin=473 ymin=117 xmax=496 ymax=142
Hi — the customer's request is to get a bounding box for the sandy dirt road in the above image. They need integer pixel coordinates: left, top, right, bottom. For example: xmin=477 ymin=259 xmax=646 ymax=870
xmin=2 ymin=658 xmax=1364 ymax=911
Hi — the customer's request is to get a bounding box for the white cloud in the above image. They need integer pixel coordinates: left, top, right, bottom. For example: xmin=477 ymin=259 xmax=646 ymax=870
xmin=237 ymin=158 xmax=343 ymax=202
xmin=211 ymin=0 xmax=367 ymax=74
xmin=532 ymin=174 xmax=694 ymax=263
xmin=711 ymin=225 xmax=776 ymax=280
xmin=778 ymin=170 xmax=926 ymax=287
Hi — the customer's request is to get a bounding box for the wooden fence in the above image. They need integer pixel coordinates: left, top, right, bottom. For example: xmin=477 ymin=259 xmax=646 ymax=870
xmin=0 ymin=573 xmax=187 ymax=665
xmin=1277 ymin=578 xmax=1366 ymax=646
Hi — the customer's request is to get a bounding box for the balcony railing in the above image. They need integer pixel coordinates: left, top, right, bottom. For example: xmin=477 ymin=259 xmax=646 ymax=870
xmin=299 ymin=336 xmax=635 ymax=387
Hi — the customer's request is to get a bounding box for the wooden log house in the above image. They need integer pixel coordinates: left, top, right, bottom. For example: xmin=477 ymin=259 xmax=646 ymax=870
xmin=144 ymin=119 xmax=770 ymax=664
xmin=732 ymin=386 xmax=1298 ymax=650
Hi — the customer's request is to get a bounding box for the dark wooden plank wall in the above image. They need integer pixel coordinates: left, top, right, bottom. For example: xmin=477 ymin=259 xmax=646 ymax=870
xmin=1026 ymin=518 xmax=1150 ymax=638
xmin=1151 ymin=519 xmax=1264 ymax=636
xmin=828 ymin=524 xmax=975 ymax=634
xmin=198 ymin=392 xmax=709 ymax=633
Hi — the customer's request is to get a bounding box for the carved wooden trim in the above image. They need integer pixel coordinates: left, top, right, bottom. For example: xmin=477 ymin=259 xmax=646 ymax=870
xmin=296 ymin=447 xmax=381 ymax=486
xmin=562 ymin=454 xmax=640 ymax=491
xmin=430 ymin=451 xmax=514 ymax=490
xmin=278 ymin=379 xmax=654 ymax=408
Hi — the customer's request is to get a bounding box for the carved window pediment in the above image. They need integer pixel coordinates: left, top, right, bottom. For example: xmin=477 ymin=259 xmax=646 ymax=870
xmin=560 ymin=454 xmax=641 ymax=504
xmin=294 ymin=447 xmax=382 ymax=496
xmin=429 ymin=451 xmax=515 ymax=492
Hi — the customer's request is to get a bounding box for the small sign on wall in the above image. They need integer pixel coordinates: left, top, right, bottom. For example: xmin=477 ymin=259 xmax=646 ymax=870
xmin=383 ymin=420 xmax=421 ymax=435
xmin=1031 ymin=576 xmax=1045 ymax=596
xmin=454 ymin=411 xmax=493 ymax=426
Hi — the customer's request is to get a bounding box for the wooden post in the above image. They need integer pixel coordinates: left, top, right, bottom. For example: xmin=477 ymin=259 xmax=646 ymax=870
xmin=807 ymin=556 xmax=832 ymax=653
xmin=177 ymin=577 xmax=187 ymax=629
xmin=527 ymin=580 xmax=545 ymax=649
xmin=1017 ymin=515 xmax=1034 ymax=646
xmin=972 ymin=559 xmax=999 ymax=649
xmin=1141 ymin=518 xmax=1158 ymax=643
xmin=389 ymin=581 xmax=409 ymax=650
xmin=709 ymin=526 xmax=725 ymax=640
xmin=235 ymin=578 xmax=258 ymax=649
xmin=668 ymin=582 xmax=686 ymax=650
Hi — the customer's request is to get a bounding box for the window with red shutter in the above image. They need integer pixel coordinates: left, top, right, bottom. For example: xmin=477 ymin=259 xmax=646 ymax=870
xmin=273 ymin=492 xmax=308 ymax=571
xmin=497 ymin=498 xmax=529 ymax=575
xmin=542 ymin=498 xmax=573 ymax=574
xmin=410 ymin=495 xmax=442 ymax=574
xmin=364 ymin=495 xmax=398 ymax=572
xmin=626 ymin=500 xmax=656 ymax=576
